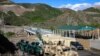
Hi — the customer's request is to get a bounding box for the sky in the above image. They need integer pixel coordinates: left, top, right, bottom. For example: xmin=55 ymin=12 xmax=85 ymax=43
xmin=11 ymin=0 xmax=100 ymax=11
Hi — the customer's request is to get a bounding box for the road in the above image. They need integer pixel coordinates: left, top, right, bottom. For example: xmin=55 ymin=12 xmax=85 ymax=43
xmin=78 ymin=50 xmax=100 ymax=56
xmin=90 ymin=39 xmax=100 ymax=50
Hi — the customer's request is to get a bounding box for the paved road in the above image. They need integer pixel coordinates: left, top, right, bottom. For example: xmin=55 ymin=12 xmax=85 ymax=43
xmin=78 ymin=50 xmax=90 ymax=56
xmin=90 ymin=39 xmax=100 ymax=50
xmin=78 ymin=50 xmax=100 ymax=56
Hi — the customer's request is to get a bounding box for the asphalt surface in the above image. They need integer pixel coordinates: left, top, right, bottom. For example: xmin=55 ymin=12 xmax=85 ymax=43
xmin=90 ymin=39 xmax=100 ymax=50
xmin=78 ymin=50 xmax=100 ymax=56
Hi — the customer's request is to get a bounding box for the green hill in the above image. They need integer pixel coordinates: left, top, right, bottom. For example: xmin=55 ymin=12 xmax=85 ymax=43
xmin=21 ymin=3 xmax=63 ymax=22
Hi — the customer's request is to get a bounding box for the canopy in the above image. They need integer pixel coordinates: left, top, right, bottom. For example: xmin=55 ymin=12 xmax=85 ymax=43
xmin=79 ymin=26 xmax=96 ymax=31
xmin=58 ymin=25 xmax=96 ymax=31
xmin=58 ymin=25 xmax=81 ymax=30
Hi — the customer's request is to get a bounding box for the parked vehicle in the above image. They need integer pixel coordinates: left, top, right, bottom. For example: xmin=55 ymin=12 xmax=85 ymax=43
xmin=70 ymin=41 xmax=84 ymax=50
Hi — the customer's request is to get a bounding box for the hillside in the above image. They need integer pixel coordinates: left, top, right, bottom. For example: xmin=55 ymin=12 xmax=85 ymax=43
xmin=0 ymin=0 xmax=12 ymax=4
xmin=0 ymin=4 xmax=33 ymax=16
xmin=0 ymin=3 xmax=100 ymax=28
xmin=0 ymin=0 xmax=9 ymax=2
xmin=83 ymin=7 xmax=100 ymax=17
xmin=34 ymin=7 xmax=100 ymax=28
xmin=0 ymin=3 xmax=62 ymax=26
xmin=21 ymin=3 xmax=63 ymax=22
xmin=84 ymin=7 xmax=100 ymax=13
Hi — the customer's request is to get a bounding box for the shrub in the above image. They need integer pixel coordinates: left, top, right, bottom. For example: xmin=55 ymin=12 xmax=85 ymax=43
xmin=0 ymin=30 xmax=4 ymax=34
xmin=6 ymin=32 xmax=15 ymax=37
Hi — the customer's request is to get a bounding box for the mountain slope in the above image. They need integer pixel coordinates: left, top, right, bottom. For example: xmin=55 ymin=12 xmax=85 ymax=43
xmin=83 ymin=7 xmax=100 ymax=17
xmin=35 ymin=8 xmax=100 ymax=28
xmin=21 ymin=3 xmax=63 ymax=22
xmin=0 ymin=4 xmax=33 ymax=16
xmin=0 ymin=3 xmax=63 ymax=26
xmin=0 ymin=3 xmax=100 ymax=27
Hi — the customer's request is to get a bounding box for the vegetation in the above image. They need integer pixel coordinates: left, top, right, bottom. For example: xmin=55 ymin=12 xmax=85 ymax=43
xmin=89 ymin=23 xmax=100 ymax=27
xmin=0 ymin=11 xmax=31 ymax=26
xmin=49 ymin=26 xmax=55 ymax=31
xmin=84 ymin=7 xmax=100 ymax=13
xmin=0 ymin=30 xmax=4 ymax=34
xmin=0 ymin=3 xmax=62 ymax=26
xmin=0 ymin=30 xmax=15 ymax=37
xmin=5 ymin=32 xmax=15 ymax=37
xmin=21 ymin=3 xmax=62 ymax=22
xmin=78 ymin=23 xmax=100 ymax=28
xmin=88 ymin=14 xmax=100 ymax=17
xmin=0 ymin=3 xmax=100 ymax=28
xmin=17 ymin=3 xmax=35 ymax=8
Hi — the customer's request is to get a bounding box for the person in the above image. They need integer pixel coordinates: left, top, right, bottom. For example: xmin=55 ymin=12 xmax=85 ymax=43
xmin=24 ymin=41 xmax=31 ymax=56
xmin=31 ymin=42 xmax=36 ymax=54
xmin=35 ymin=42 xmax=43 ymax=56
xmin=57 ymin=41 xmax=62 ymax=45
xmin=17 ymin=39 xmax=26 ymax=56
xmin=16 ymin=40 xmax=24 ymax=49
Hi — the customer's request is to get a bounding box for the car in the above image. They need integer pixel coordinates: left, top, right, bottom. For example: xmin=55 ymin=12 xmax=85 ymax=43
xmin=70 ymin=42 xmax=84 ymax=50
